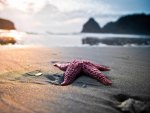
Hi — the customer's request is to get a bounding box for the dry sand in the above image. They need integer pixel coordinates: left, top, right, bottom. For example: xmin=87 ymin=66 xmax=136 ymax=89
xmin=0 ymin=46 xmax=62 ymax=78
xmin=0 ymin=46 xmax=150 ymax=113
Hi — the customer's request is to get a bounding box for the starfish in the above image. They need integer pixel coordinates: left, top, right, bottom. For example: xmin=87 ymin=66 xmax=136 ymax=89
xmin=54 ymin=60 xmax=112 ymax=86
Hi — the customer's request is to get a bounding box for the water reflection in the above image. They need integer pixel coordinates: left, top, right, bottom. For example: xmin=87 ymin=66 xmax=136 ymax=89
xmin=82 ymin=37 xmax=150 ymax=46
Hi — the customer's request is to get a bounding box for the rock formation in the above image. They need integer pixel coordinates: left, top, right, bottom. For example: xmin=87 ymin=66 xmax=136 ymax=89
xmin=0 ymin=18 xmax=16 ymax=30
xmin=81 ymin=18 xmax=101 ymax=33
xmin=81 ymin=14 xmax=150 ymax=35
xmin=102 ymin=14 xmax=150 ymax=35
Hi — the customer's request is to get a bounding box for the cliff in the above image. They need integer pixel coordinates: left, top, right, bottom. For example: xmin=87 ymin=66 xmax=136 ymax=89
xmin=81 ymin=14 xmax=150 ymax=35
xmin=102 ymin=14 xmax=150 ymax=35
xmin=0 ymin=18 xmax=16 ymax=30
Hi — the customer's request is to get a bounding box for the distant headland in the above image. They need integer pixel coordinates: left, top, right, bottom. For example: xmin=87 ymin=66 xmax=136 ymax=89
xmin=0 ymin=18 xmax=16 ymax=30
xmin=81 ymin=14 xmax=150 ymax=35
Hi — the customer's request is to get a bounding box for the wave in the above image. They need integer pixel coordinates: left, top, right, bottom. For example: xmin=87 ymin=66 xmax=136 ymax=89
xmin=1 ymin=30 xmax=150 ymax=47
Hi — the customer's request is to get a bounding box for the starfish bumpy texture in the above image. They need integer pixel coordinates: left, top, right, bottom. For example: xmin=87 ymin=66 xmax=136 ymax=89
xmin=54 ymin=60 xmax=112 ymax=86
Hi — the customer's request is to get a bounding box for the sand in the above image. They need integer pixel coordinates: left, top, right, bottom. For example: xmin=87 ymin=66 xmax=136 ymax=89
xmin=0 ymin=46 xmax=62 ymax=78
xmin=0 ymin=46 xmax=150 ymax=113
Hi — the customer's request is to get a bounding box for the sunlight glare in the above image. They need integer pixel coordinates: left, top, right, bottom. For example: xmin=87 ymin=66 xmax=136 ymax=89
xmin=0 ymin=29 xmax=26 ymax=40
xmin=9 ymin=30 xmax=25 ymax=40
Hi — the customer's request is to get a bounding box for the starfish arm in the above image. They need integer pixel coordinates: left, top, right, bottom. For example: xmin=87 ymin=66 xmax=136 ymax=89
xmin=83 ymin=60 xmax=110 ymax=71
xmin=82 ymin=63 xmax=112 ymax=85
xmin=92 ymin=63 xmax=110 ymax=71
xmin=61 ymin=60 xmax=82 ymax=86
xmin=54 ymin=63 xmax=70 ymax=71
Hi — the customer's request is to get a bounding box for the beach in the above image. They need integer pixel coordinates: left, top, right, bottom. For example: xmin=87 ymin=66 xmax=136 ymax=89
xmin=0 ymin=46 xmax=150 ymax=113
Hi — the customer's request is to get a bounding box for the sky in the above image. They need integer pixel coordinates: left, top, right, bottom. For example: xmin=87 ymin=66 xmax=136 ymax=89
xmin=0 ymin=0 xmax=150 ymax=33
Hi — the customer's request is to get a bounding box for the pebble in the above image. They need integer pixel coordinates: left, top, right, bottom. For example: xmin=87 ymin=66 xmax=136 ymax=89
xmin=35 ymin=72 xmax=43 ymax=76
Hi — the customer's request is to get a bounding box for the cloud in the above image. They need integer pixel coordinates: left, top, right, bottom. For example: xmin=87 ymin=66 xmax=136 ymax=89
xmin=0 ymin=0 xmax=150 ymax=33
xmin=0 ymin=0 xmax=123 ymax=32
xmin=0 ymin=5 xmax=51 ymax=33
xmin=0 ymin=0 xmax=5 ymax=4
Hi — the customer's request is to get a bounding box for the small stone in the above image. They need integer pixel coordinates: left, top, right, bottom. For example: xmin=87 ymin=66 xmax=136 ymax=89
xmin=35 ymin=72 xmax=42 ymax=76
xmin=117 ymin=98 xmax=150 ymax=113
xmin=82 ymin=84 xmax=87 ymax=88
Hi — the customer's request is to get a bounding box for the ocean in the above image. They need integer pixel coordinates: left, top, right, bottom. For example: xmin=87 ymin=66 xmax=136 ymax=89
xmin=0 ymin=29 xmax=150 ymax=47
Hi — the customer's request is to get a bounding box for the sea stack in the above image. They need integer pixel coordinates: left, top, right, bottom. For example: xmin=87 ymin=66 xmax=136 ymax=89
xmin=0 ymin=18 xmax=16 ymax=30
xmin=81 ymin=17 xmax=101 ymax=33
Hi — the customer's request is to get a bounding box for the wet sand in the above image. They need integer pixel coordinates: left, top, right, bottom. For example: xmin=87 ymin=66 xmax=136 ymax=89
xmin=0 ymin=46 xmax=150 ymax=113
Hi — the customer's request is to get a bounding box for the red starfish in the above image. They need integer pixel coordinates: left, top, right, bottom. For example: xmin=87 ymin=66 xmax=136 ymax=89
xmin=54 ymin=60 xmax=112 ymax=86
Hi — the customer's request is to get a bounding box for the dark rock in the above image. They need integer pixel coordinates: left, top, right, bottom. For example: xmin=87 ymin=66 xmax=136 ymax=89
xmin=82 ymin=37 xmax=100 ymax=45
xmin=81 ymin=17 xmax=101 ymax=33
xmin=0 ymin=18 xmax=16 ymax=30
xmin=81 ymin=14 xmax=150 ymax=35
xmin=0 ymin=37 xmax=16 ymax=45
xmin=102 ymin=14 xmax=150 ymax=35
xmin=82 ymin=37 xmax=150 ymax=46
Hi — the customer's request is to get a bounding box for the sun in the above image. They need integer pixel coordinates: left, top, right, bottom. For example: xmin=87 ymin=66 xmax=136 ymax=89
xmin=9 ymin=30 xmax=25 ymax=40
